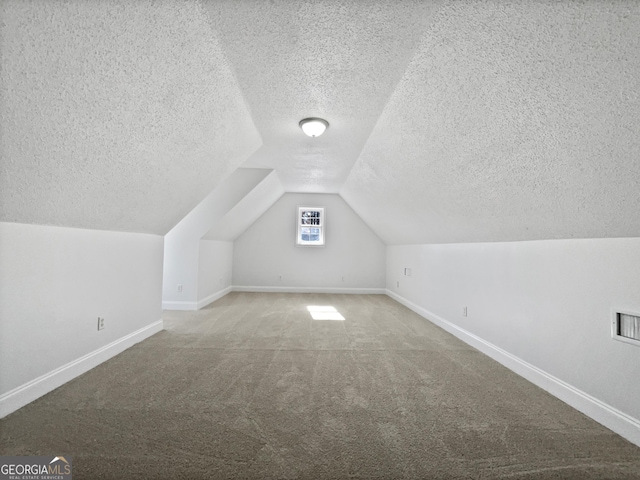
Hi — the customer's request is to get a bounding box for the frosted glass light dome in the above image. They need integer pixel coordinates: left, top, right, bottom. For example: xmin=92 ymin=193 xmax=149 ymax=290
xmin=299 ymin=117 xmax=329 ymax=137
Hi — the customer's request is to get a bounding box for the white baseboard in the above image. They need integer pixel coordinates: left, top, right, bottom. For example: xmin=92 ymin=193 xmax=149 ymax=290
xmin=197 ymin=286 xmax=232 ymax=309
xmin=164 ymin=286 xmax=384 ymax=311
xmin=162 ymin=300 xmax=197 ymax=311
xmin=162 ymin=287 xmax=232 ymax=311
xmin=386 ymin=290 xmax=640 ymax=448
xmin=232 ymin=286 xmax=386 ymax=294
xmin=0 ymin=320 xmax=163 ymax=419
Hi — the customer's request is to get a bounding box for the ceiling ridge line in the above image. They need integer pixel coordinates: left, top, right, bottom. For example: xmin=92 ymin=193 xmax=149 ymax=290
xmin=339 ymin=0 xmax=450 ymax=194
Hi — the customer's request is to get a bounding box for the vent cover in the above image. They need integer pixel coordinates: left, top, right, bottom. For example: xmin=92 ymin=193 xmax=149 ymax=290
xmin=612 ymin=311 xmax=640 ymax=346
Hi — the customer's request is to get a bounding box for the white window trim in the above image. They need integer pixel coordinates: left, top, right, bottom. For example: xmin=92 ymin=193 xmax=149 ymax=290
xmin=296 ymin=206 xmax=325 ymax=246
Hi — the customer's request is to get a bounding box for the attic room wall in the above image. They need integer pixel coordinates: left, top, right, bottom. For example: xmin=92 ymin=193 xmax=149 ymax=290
xmin=0 ymin=222 xmax=163 ymax=417
xmin=233 ymin=193 xmax=385 ymax=292
xmin=386 ymin=239 xmax=640 ymax=446
xmin=162 ymin=169 xmax=273 ymax=310
xmin=197 ymin=239 xmax=233 ymax=308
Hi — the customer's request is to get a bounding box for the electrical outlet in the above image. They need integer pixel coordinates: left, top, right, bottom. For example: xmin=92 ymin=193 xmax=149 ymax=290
xmin=177 ymin=284 xmax=183 ymax=293
xmin=397 ymin=281 xmax=400 ymax=288
xmin=278 ymin=275 xmax=283 ymax=281
xmin=463 ymin=307 xmax=468 ymax=317
xmin=341 ymin=275 xmax=345 ymax=282
xmin=97 ymin=317 xmax=105 ymax=330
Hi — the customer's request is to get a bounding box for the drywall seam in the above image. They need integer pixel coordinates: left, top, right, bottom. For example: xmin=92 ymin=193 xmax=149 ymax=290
xmin=386 ymin=289 xmax=640 ymax=448
xmin=0 ymin=320 xmax=163 ymax=419
xmin=233 ymin=286 xmax=386 ymax=294
xmin=197 ymin=286 xmax=233 ymax=310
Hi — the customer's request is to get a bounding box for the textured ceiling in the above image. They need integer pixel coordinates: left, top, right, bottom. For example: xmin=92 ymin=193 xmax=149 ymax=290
xmin=0 ymin=0 xmax=261 ymax=234
xmin=203 ymin=0 xmax=441 ymax=193
xmin=342 ymin=0 xmax=640 ymax=244
xmin=2 ymin=1 xmax=640 ymax=243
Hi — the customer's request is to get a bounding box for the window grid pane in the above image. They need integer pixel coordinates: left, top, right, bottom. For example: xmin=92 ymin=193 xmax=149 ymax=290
xmin=297 ymin=207 xmax=324 ymax=245
xmin=300 ymin=210 xmax=322 ymax=226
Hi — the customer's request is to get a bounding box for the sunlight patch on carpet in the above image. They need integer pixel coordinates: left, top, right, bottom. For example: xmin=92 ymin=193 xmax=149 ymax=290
xmin=307 ymin=305 xmax=345 ymax=321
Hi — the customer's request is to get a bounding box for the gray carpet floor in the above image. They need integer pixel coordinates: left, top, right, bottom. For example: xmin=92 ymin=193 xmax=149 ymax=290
xmin=2 ymin=292 xmax=639 ymax=479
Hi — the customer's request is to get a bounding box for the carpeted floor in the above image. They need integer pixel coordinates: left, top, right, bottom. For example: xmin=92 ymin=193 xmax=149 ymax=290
xmin=2 ymin=292 xmax=639 ymax=479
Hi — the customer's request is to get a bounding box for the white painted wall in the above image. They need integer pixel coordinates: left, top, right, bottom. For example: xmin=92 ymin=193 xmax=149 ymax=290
xmin=162 ymin=233 xmax=199 ymax=309
xmin=203 ymin=170 xmax=285 ymax=241
xmin=233 ymin=193 xmax=385 ymax=292
xmin=162 ymin=168 xmax=279 ymax=310
xmin=197 ymin=239 xmax=233 ymax=308
xmin=0 ymin=222 xmax=163 ymax=416
xmin=387 ymin=238 xmax=640 ymax=445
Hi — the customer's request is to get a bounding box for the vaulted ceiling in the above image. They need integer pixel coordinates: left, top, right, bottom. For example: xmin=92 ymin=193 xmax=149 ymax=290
xmin=2 ymin=0 xmax=639 ymax=244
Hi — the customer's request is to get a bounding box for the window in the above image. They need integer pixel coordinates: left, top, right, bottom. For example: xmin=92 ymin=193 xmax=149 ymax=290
xmin=296 ymin=206 xmax=325 ymax=246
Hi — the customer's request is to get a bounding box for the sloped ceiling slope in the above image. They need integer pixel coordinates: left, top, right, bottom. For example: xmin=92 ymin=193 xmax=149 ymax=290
xmin=342 ymin=1 xmax=640 ymax=244
xmin=0 ymin=0 xmax=261 ymax=234
xmin=3 ymin=1 xmax=639 ymax=244
xmin=203 ymin=170 xmax=285 ymax=242
xmin=204 ymin=0 xmax=441 ymax=193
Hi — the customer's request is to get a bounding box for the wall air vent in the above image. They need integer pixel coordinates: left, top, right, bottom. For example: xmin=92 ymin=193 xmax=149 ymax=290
xmin=612 ymin=311 xmax=640 ymax=346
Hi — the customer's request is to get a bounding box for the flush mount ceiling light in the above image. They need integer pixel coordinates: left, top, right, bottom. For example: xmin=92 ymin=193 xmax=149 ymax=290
xmin=299 ymin=117 xmax=329 ymax=137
